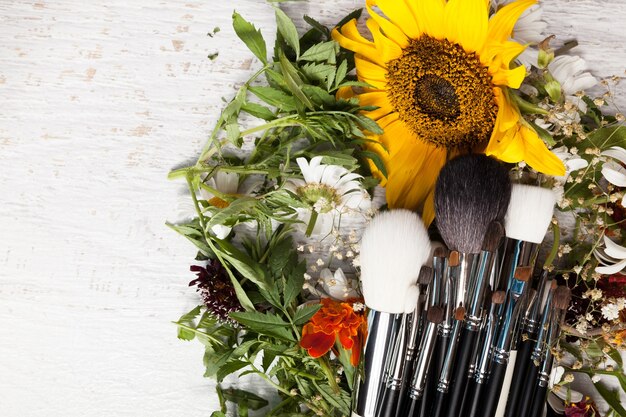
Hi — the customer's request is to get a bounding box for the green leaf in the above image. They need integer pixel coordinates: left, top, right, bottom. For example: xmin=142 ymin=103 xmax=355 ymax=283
xmin=217 ymin=359 xmax=249 ymax=382
xmin=293 ymin=303 xmax=321 ymax=325
xmin=232 ymin=12 xmax=267 ymax=64
xmin=593 ymin=379 xmax=626 ymax=416
xmin=356 ymin=114 xmax=383 ymax=134
xmin=166 ymin=222 xmax=213 ymax=257
xmin=359 ymin=150 xmax=388 ymax=178
xmin=300 ymin=63 xmax=336 ymax=84
xmin=275 ymin=8 xmax=300 ymax=58
xmin=334 ymin=59 xmax=348 ymax=90
xmin=588 ymin=125 xmax=626 ymax=150
xmin=313 ymin=381 xmax=351 ymax=415
xmin=300 ymin=41 xmax=339 ymax=64
xmin=214 ymin=238 xmax=269 ymax=291
xmin=207 ymin=197 xmax=258 ymax=231
xmin=225 ymin=122 xmax=240 ymax=145
xmin=279 ymin=51 xmax=315 ymax=111
xmin=204 ymin=346 xmax=233 ymax=378
xmin=249 ymin=86 xmax=297 ymax=112
xmin=283 ymin=261 xmax=306 ymax=307
xmin=230 ymin=311 xmax=295 ymax=341
xmin=175 ymin=305 xmax=202 ymax=341
xmin=262 ymin=349 xmax=277 ymax=372
xmin=221 ymin=387 xmax=269 ymax=411
xmin=301 ymin=85 xmax=335 ymax=107
xmin=210 ymin=412 xmax=226 ymax=417
xmin=241 ymin=102 xmax=276 ymax=121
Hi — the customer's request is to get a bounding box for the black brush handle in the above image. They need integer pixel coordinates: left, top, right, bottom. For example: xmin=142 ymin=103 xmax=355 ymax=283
xmin=397 ymin=357 xmax=416 ymax=417
xmin=528 ymin=384 xmax=547 ymax=417
xmin=430 ymin=390 xmax=449 ymax=417
xmin=445 ymin=327 xmax=477 ymax=417
xmin=466 ymin=381 xmax=487 ymax=417
xmin=483 ymin=360 xmax=507 ymax=417
xmin=516 ymin=361 xmax=541 ymax=417
xmin=504 ymin=336 xmax=535 ymax=417
xmin=420 ymin=336 xmax=444 ymax=417
xmin=404 ymin=396 xmax=422 ymax=417
xmin=458 ymin=377 xmax=476 ymax=417
xmin=379 ymin=387 xmax=400 ymax=417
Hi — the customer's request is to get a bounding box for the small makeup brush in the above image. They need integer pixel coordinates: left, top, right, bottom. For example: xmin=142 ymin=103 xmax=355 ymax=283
xmin=353 ymin=210 xmax=432 ymax=417
xmin=404 ymin=306 xmax=445 ymax=417
xmin=466 ymin=290 xmax=507 ymax=417
xmin=505 ymin=274 xmax=554 ymax=417
xmin=482 ymin=266 xmax=533 ymax=417
xmin=527 ymin=286 xmax=571 ymax=417
xmin=446 ymin=221 xmax=504 ymax=417
xmin=396 ymin=266 xmax=434 ymax=417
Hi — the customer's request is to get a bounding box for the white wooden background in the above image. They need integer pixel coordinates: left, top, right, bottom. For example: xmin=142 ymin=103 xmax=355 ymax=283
xmin=0 ymin=1 xmax=625 ymax=416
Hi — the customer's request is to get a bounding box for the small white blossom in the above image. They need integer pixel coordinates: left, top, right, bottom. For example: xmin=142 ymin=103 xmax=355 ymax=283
xmin=601 ymin=303 xmax=621 ymax=321
xmin=591 ymin=375 xmax=601 ymax=383
xmin=352 ymin=302 xmax=365 ymax=312
xmin=575 ymin=318 xmax=589 ymax=335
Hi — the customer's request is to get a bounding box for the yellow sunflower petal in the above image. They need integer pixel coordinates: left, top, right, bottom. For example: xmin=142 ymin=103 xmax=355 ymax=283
xmin=487 ymin=0 xmax=536 ymax=44
xmin=358 ymin=91 xmax=394 ymax=121
xmin=412 ymin=0 xmax=446 ymax=39
xmin=518 ymin=126 xmax=566 ymax=175
xmin=444 ymin=0 xmax=488 ymax=53
xmin=366 ymin=19 xmax=404 ymax=63
xmin=493 ymin=87 xmax=519 ymax=133
xmin=483 ymin=40 xmax=526 ymax=69
xmin=331 ymin=21 xmax=385 ymax=67
xmin=372 ymin=0 xmax=422 ymax=39
xmin=421 ymin=189 xmax=436 ymax=227
xmin=354 ymin=56 xmax=388 ymax=90
xmin=366 ymin=0 xmax=410 ymax=48
xmin=491 ymin=64 xmax=526 ymax=88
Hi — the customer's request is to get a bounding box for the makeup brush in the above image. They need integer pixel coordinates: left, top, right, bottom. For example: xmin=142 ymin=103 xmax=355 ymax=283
xmin=353 ymin=210 xmax=432 ymax=417
xmin=396 ymin=266 xmax=434 ymax=417
xmin=527 ymin=286 xmax=571 ymax=417
xmin=432 ymin=154 xmax=511 ymax=417
xmin=487 ymin=184 xmax=557 ymax=417
xmin=404 ymin=306 xmax=445 ymax=417
xmin=466 ymin=290 xmax=507 ymax=417
xmin=505 ymin=274 xmax=554 ymax=417
xmin=446 ymin=221 xmax=504 ymax=417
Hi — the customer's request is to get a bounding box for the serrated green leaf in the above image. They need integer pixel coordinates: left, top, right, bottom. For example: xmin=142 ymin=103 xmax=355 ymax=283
xmin=293 ymin=303 xmax=321 ymax=325
xmin=279 ymin=51 xmax=315 ymax=111
xmin=262 ymin=350 xmax=277 ymax=372
xmin=283 ymin=261 xmax=305 ymax=307
xmin=301 ymin=85 xmax=335 ymax=107
xmin=313 ymin=381 xmax=351 ymax=415
xmin=225 ymin=122 xmax=240 ymax=145
xmin=207 ymin=197 xmax=258 ymax=230
xmin=231 ymin=340 xmax=261 ymax=359
xmin=249 ymin=86 xmax=297 ymax=112
xmin=359 ymin=150 xmax=388 ymax=178
xmin=241 ymin=102 xmax=275 ymax=121
xmin=300 ymin=41 xmax=338 ymax=64
xmin=166 ymin=222 xmax=213 ymax=257
xmin=232 ymin=12 xmax=267 ymax=64
xmin=221 ymin=387 xmax=269 ymax=411
xmin=303 ymin=15 xmax=330 ymax=39
xmin=175 ymin=305 xmax=202 ymax=341
xmin=230 ymin=311 xmax=295 ymax=341
xmin=300 ymin=63 xmax=336 ymax=83
xmin=215 ymin=238 xmax=269 ymax=291
xmin=217 ymin=359 xmax=249 ymax=382
xmin=275 ymin=8 xmax=300 ymax=58
xmin=356 ymin=114 xmax=383 ymax=134
xmin=204 ymin=347 xmax=233 ymax=378
xmin=333 ymin=59 xmax=348 ymax=90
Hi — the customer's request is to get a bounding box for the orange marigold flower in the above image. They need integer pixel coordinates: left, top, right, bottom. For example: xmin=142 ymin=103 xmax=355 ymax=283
xmin=300 ymin=298 xmax=367 ymax=366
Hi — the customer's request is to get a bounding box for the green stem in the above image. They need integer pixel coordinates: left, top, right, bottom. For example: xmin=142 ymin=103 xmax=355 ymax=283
xmin=305 ymin=210 xmax=319 ymax=237
xmin=545 ymin=220 xmax=560 ymax=268
xmin=318 ymin=355 xmax=340 ymax=394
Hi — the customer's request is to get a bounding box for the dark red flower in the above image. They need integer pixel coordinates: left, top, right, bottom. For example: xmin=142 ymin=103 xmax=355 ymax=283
xmin=190 ymin=259 xmax=242 ymax=324
xmin=565 ymin=399 xmax=599 ymax=417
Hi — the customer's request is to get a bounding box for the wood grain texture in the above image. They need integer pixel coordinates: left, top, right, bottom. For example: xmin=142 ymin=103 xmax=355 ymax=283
xmin=0 ymin=1 xmax=624 ymax=416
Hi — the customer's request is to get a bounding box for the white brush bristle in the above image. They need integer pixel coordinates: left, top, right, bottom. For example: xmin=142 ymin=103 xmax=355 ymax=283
xmin=504 ymin=184 xmax=556 ymax=243
xmin=403 ymin=285 xmax=420 ymax=314
xmin=360 ymin=210 xmax=432 ymax=313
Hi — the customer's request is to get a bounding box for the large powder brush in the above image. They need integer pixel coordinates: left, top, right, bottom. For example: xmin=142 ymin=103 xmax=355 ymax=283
xmin=435 ymin=153 xmax=511 ymax=254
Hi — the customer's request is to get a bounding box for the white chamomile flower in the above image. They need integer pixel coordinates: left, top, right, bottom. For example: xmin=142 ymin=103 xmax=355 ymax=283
xmin=548 ymin=55 xmax=597 ymax=112
xmin=286 ymin=156 xmax=371 ymax=236
xmin=594 ymin=235 xmax=626 ymax=274
xmin=600 ymin=146 xmax=626 ymax=205
xmin=601 ymin=303 xmax=621 ymax=321
xmin=199 ymin=171 xmax=262 ymax=239
xmin=513 ymin=4 xmax=547 ymax=44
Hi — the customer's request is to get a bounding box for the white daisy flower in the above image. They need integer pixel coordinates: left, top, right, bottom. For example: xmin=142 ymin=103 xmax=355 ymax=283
xmin=200 ymin=171 xmax=262 ymax=239
xmin=286 ymin=156 xmax=371 ymax=236
xmin=594 ymin=235 xmax=626 ymax=274
xmin=600 ymin=146 xmax=626 ymax=205
xmin=319 ymin=267 xmax=360 ymax=301
xmin=513 ymin=5 xmax=547 ymax=44
xmin=548 ymin=55 xmax=597 ymax=112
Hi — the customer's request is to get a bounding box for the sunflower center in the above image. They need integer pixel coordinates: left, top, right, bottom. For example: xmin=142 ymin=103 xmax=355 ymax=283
xmin=386 ymin=36 xmax=498 ymax=148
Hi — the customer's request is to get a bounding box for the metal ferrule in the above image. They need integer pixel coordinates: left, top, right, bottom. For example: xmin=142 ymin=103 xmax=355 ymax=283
xmin=405 ymin=288 xmax=423 ymax=360
xmin=468 ymin=309 xmax=487 ymax=378
xmin=430 ymin=255 xmax=446 ymax=308
xmin=386 ymin=313 xmax=412 ymax=390
xmin=523 ymin=270 xmax=549 ymax=334
xmin=437 ymin=319 xmax=463 ymax=392
xmin=492 ymin=285 xmax=528 ymax=364
xmin=352 ymin=310 xmax=403 ymax=417
xmin=531 ymin=286 xmax=556 ymax=363
xmin=466 ymin=250 xmax=496 ymax=330
xmin=475 ymin=301 xmax=499 ymax=383
xmin=537 ymin=316 xmax=559 ymax=388
xmin=440 ymin=262 xmax=458 ymax=335
xmin=408 ymin=319 xmax=439 ymax=399
xmin=457 ymin=252 xmax=480 ymax=310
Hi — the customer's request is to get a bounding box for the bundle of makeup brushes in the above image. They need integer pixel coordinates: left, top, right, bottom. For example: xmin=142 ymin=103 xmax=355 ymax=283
xmin=352 ymin=154 xmax=572 ymax=417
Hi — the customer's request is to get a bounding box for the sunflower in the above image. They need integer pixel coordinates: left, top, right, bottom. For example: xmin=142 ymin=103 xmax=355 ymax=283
xmin=332 ymin=0 xmax=565 ymax=224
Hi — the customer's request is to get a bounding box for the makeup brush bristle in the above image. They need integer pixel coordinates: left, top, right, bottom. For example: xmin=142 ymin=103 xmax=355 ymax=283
xmin=435 ymin=154 xmax=512 ymax=253
xmin=553 ymin=286 xmax=572 ymax=310
xmin=514 ymin=266 xmax=533 ymax=282
xmin=449 ymin=250 xmax=460 ymax=267
xmin=434 ymin=246 xmax=448 ymax=258
xmin=427 ymin=306 xmax=445 ymax=324
xmin=482 ymin=221 xmax=505 ymax=253
xmin=492 ymin=290 xmax=506 ymax=305
xmin=454 ymin=306 xmax=466 ymax=321
xmin=360 ymin=209 xmax=432 ymax=313
xmin=419 ymin=266 xmax=434 ymax=286
xmin=505 ymin=184 xmax=557 ymax=243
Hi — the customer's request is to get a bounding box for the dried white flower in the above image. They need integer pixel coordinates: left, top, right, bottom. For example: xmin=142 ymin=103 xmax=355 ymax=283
xmin=601 ymin=303 xmax=620 ymax=321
